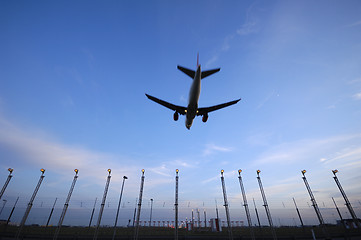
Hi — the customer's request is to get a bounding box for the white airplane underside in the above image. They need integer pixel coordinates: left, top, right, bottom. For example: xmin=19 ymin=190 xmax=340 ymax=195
xmin=145 ymin=56 xmax=241 ymax=129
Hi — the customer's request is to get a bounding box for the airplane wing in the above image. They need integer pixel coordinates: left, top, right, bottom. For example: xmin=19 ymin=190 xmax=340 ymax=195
xmin=197 ymin=98 xmax=241 ymax=116
xmin=145 ymin=94 xmax=187 ymax=115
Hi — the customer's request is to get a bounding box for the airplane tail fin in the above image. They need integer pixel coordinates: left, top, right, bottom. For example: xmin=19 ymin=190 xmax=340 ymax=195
xmin=197 ymin=53 xmax=199 ymax=67
xmin=177 ymin=53 xmax=220 ymax=79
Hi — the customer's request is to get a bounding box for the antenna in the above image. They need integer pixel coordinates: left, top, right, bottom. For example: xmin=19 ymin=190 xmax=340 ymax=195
xmin=197 ymin=53 xmax=199 ymax=67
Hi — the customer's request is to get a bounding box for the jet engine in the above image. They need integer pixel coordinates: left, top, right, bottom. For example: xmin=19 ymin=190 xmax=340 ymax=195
xmin=202 ymin=114 xmax=208 ymax=122
xmin=173 ymin=112 xmax=179 ymax=121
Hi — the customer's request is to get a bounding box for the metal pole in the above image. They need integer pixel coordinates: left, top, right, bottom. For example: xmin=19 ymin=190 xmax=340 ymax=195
xmin=215 ymin=199 xmax=219 ymax=220
xmin=292 ymin=197 xmax=304 ymax=228
xmin=88 ymin=198 xmax=97 ymax=228
xmin=53 ymin=169 xmax=79 ymax=240
xmin=46 ymin=198 xmax=57 ymax=227
xmin=132 ymin=206 xmax=137 ymax=227
xmin=197 ymin=208 xmax=200 ymax=228
xmin=331 ymin=197 xmax=343 ymax=221
xmin=112 ymin=176 xmax=128 ymax=240
xmin=16 ymin=168 xmax=46 ymax=240
xmin=6 ymin=197 xmax=19 ymax=225
xmin=175 ymin=169 xmax=179 ymax=240
xmin=134 ymin=169 xmax=145 ymax=240
xmin=93 ymin=169 xmax=112 ymax=240
xmin=192 ymin=209 xmax=194 ymax=228
xmin=150 ymin=198 xmax=153 ymax=227
xmin=301 ymin=170 xmax=329 ymax=239
xmin=0 ymin=168 xmax=13 ymax=200
xmin=204 ymin=209 xmax=207 ymax=228
xmin=332 ymin=170 xmax=360 ymax=227
xmin=220 ymin=170 xmax=233 ymax=240
xmin=253 ymin=198 xmax=261 ymax=227
xmin=0 ymin=199 xmax=7 ymax=216
xmin=256 ymin=170 xmax=277 ymax=240
xmin=238 ymin=169 xmax=255 ymax=240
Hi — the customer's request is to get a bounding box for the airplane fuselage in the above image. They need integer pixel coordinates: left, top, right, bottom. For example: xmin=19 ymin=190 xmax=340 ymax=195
xmin=186 ymin=65 xmax=201 ymax=129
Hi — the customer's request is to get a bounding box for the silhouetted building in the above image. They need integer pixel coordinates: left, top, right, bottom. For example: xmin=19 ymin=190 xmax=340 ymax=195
xmin=337 ymin=219 xmax=361 ymax=229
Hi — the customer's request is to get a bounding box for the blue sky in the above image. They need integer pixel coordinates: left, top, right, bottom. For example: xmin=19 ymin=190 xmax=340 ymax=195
xmin=1 ymin=0 xmax=361 ymax=227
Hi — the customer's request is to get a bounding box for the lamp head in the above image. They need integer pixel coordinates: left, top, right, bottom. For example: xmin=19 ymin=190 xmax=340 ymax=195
xmin=40 ymin=168 xmax=45 ymax=174
xmin=8 ymin=168 xmax=13 ymax=174
xmin=123 ymin=176 xmax=128 ymax=179
xmin=302 ymin=170 xmax=306 ymax=176
xmin=332 ymin=169 xmax=338 ymax=175
xmin=238 ymin=169 xmax=242 ymax=175
xmin=107 ymin=169 xmax=111 ymax=174
xmin=221 ymin=169 xmax=224 ymax=176
xmin=74 ymin=169 xmax=79 ymax=174
xmin=256 ymin=170 xmax=261 ymax=176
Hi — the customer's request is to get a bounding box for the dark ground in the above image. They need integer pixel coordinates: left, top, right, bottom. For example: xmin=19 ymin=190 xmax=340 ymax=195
xmin=0 ymin=224 xmax=361 ymax=240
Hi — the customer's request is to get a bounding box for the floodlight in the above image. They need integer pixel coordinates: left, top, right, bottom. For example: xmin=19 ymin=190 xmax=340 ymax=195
xmin=256 ymin=170 xmax=261 ymax=176
xmin=74 ymin=169 xmax=79 ymax=174
xmin=123 ymin=176 xmax=128 ymax=179
xmin=332 ymin=169 xmax=338 ymax=175
xmin=40 ymin=168 xmax=45 ymax=173
xmin=301 ymin=170 xmax=306 ymax=176
xmin=238 ymin=169 xmax=242 ymax=174
xmin=107 ymin=169 xmax=111 ymax=174
xmin=142 ymin=169 xmax=145 ymax=173
xmin=176 ymin=169 xmax=179 ymax=173
xmin=8 ymin=168 xmax=13 ymax=173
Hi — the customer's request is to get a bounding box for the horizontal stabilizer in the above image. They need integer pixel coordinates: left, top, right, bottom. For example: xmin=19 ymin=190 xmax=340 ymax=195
xmin=177 ymin=66 xmax=195 ymax=79
xmin=201 ymin=68 xmax=220 ymax=79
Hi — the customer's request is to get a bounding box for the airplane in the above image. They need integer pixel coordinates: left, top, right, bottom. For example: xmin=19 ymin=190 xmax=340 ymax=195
xmin=145 ymin=55 xmax=241 ymax=129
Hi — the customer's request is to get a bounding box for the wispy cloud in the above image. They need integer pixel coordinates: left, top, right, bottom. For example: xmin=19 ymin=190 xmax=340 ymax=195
xmin=247 ymin=132 xmax=275 ymax=146
xmin=352 ymin=92 xmax=361 ymax=100
xmin=206 ymin=2 xmax=260 ymax=67
xmin=202 ymin=143 xmax=233 ymax=156
xmin=348 ymin=78 xmax=361 ymax=84
xmin=252 ymin=133 xmax=361 ymax=166
xmin=256 ymin=90 xmax=277 ymax=110
xmin=237 ymin=3 xmax=259 ymax=36
xmin=0 ymin=115 xmax=143 ymax=192
xmin=346 ymin=20 xmax=361 ymax=28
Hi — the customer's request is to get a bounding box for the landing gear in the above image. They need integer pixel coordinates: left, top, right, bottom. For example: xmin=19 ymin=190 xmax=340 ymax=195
xmin=173 ymin=112 xmax=179 ymax=121
xmin=202 ymin=114 xmax=208 ymax=123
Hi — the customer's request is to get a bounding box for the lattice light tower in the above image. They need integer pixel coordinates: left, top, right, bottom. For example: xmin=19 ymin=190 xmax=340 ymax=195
xmin=332 ymin=169 xmax=360 ymax=228
xmin=256 ymin=170 xmax=277 ymax=240
xmin=53 ymin=169 xmax=79 ymax=240
xmin=134 ymin=169 xmax=145 ymax=240
xmin=220 ymin=170 xmax=233 ymax=240
xmin=0 ymin=168 xmax=14 ymax=200
xmin=238 ymin=169 xmax=255 ymax=240
xmin=93 ymin=169 xmax=112 ymax=240
xmin=16 ymin=168 xmax=46 ymax=240
xmin=301 ymin=170 xmax=329 ymax=239
xmin=112 ymin=175 xmax=128 ymax=240
xmin=174 ymin=169 xmax=179 ymax=240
